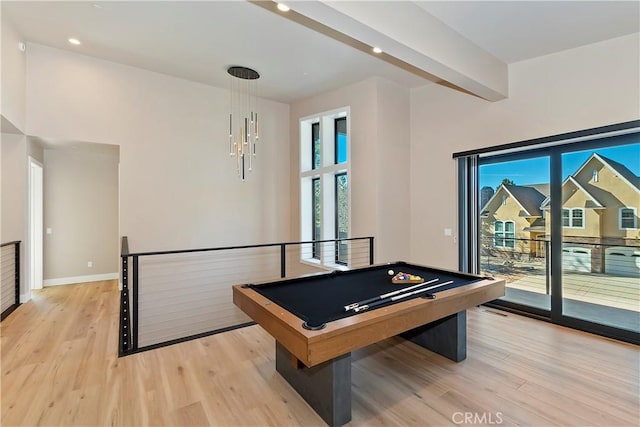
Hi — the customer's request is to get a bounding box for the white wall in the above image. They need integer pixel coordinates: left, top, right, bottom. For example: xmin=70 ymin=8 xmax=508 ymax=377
xmin=1 ymin=133 xmax=27 ymax=298
xmin=1 ymin=16 xmax=26 ymax=132
xmin=290 ymin=77 xmax=411 ymax=263
xmin=409 ymin=33 xmax=640 ymax=269
xmin=375 ymin=78 xmax=411 ymax=262
xmin=43 ymin=146 xmax=119 ymax=281
xmin=26 ymin=44 xmax=291 ymax=253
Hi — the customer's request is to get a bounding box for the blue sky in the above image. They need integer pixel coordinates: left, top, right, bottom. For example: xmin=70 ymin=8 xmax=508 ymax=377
xmin=479 ymin=143 xmax=640 ymax=190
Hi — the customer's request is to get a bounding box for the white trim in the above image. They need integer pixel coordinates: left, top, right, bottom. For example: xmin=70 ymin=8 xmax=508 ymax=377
xmin=301 ymin=163 xmax=347 ymax=178
xmin=20 ymin=293 xmax=31 ymax=303
xmin=493 ymin=219 xmax=515 ymax=249
xmin=299 ymin=258 xmax=349 ymax=272
xmin=28 ymin=157 xmax=44 ymax=291
xmin=619 ymin=207 xmax=638 ymax=230
xmin=562 ymin=207 xmax=585 ymax=229
xmin=299 ymin=107 xmax=351 ymax=269
xmin=44 ymin=272 xmax=118 ymax=287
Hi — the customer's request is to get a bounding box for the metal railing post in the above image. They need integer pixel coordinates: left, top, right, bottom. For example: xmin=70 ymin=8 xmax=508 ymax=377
xmin=14 ymin=242 xmax=20 ymax=306
xmin=545 ymin=240 xmax=550 ymax=295
xmin=132 ymin=255 xmax=139 ymax=351
xmin=120 ymin=255 xmax=130 ymax=355
xmin=280 ymin=244 xmax=286 ymax=278
xmin=119 ymin=236 xmax=131 ymax=356
xmin=369 ymin=237 xmax=374 ymax=265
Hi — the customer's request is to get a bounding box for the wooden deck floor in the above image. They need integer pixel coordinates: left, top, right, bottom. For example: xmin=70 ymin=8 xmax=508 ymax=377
xmin=1 ymin=280 xmax=638 ymax=426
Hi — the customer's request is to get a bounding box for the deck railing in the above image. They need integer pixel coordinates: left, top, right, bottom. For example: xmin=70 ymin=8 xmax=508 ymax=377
xmin=119 ymin=236 xmax=374 ymax=356
xmin=479 ymin=234 xmax=639 ymax=322
xmin=1 ymin=241 xmax=21 ymax=321
xmin=480 ymin=235 xmax=640 ymax=282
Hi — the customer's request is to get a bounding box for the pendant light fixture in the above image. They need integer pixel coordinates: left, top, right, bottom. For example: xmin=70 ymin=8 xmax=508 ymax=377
xmin=227 ymin=66 xmax=260 ymax=180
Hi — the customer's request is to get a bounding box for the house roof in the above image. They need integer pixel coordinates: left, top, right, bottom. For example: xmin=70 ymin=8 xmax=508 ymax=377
xmin=482 ymin=184 xmax=547 ymax=217
xmin=573 ymin=152 xmax=640 ymax=193
xmin=525 ymin=183 xmax=550 ymax=197
xmin=504 ymin=185 xmax=547 ymax=217
xmin=523 ymin=217 xmax=546 ymax=232
xmin=540 ymin=176 xmax=605 ymax=209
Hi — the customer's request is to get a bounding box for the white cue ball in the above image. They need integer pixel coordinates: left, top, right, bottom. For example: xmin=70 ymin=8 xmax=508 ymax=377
xmin=388 ymin=269 xmax=394 ymax=276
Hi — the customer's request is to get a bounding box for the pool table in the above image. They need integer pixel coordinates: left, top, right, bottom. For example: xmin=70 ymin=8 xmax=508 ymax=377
xmin=232 ymin=261 xmax=505 ymax=426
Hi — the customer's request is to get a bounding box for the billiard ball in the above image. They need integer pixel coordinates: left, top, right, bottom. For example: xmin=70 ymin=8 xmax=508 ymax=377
xmin=388 ymin=269 xmax=394 ymax=276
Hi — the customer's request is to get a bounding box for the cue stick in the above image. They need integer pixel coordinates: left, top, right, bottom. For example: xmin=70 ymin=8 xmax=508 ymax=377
xmin=352 ymin=280 xmax=454 ymax=313
xmin=344 ymin=278 xmax=439 ymax=311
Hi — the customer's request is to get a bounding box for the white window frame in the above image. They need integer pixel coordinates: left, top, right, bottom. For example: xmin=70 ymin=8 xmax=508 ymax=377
xmin=300 ymin=107 xmax=350 ymax=269
xmin=619 ymin=207 xmax=638 ymax=230
xmin=562 ymin=208 xmax=585 ymax=229
xmin=494 ymin=220 xmax=515 ymax=249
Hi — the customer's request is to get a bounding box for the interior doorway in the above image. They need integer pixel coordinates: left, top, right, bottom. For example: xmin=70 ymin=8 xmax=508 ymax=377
xmin=29 ymin=157 xmax=43 ymax=291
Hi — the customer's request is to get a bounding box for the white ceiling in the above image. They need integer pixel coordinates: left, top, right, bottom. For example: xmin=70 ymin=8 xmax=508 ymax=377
xmin=416 ymin=1 xmax=640 ymax=63
xmin=2 ymin=1 xmax=638 ymax=103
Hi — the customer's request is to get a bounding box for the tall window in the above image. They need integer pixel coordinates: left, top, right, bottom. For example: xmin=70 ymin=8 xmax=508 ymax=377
xmin=300 ymin=108 xmax=350 ymax=266
xmin=312 ymin=122 xmax=320 ymax=170
xmin=312 ymin=178 xmax=321 ymax=258
xmin=335 ymin=117 xmax=347 ymax=164
xmin=335 ymin=173 xmax=348 ymax=264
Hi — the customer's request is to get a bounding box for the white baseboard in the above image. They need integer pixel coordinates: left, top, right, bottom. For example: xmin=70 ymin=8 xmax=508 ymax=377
xmin=44 ymin=272 xmax=119 ymax=287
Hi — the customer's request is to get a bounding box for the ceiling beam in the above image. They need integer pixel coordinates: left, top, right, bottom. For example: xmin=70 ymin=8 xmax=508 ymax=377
xmin=255 ymin=1 xmax=508 ymax=101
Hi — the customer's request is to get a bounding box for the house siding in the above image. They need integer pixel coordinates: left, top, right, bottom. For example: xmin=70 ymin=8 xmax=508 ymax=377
xmin=482 ymin=188 xmax=539 ymax=255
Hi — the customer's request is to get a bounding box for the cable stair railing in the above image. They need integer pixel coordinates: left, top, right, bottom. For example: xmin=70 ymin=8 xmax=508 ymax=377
xmin=119 ymin=236 xmax=374 ymax=356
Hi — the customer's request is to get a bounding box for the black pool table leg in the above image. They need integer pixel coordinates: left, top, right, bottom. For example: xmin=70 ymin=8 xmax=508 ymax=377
xmin=401 ymin=310 xmax=467 ymax=362
xmin=275 ymin=342 xmax=351 ymax=427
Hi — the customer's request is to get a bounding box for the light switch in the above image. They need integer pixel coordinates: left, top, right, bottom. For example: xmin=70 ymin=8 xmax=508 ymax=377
xmin=87 ymin=261 xmax=93 ymax=268
xmin=46 ymin=228 xmax=52 ymax=235
xmin=444 ymin=228 xmax=452 ymax=236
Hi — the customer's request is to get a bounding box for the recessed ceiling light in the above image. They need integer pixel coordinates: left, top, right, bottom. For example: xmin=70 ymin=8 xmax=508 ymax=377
xmin=93 ymin=3 xmax=103 ymax=8
xmin=68 ymin=38 xmax=81 ymax=45
xmin=372 ymin=47 xmax=383 ymax=54
xmin=277 ymin=3 xmax=290 ymax=12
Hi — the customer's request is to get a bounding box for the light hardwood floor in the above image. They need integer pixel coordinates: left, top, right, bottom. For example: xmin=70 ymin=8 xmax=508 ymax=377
xmin=1 ymin=280 xmax=638 ymax=426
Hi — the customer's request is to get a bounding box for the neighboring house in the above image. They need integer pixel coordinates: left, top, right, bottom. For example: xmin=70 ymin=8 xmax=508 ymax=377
xmin=481 ymin=153 xmax=640 ymax=275
xmin=540 ymin=153 xmax=640 ymax=247
xmin=481 ymin=184 xmax=548 ymax=257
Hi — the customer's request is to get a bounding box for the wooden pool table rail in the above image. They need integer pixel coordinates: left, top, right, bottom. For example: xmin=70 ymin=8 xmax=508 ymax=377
xmin=233 ymin=273 xmax=505 ymax=367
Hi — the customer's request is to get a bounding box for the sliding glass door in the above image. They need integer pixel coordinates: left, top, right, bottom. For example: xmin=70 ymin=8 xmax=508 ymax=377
xmin=458 ymin=123 xmax=639 ymax=343
xmin=560 ymin=145 xmax=640 ymax=332
xmin=479 ymin=155 xmax=551 ymax=311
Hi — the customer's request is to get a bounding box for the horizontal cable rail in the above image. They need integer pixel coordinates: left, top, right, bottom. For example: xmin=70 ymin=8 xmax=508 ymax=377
xmin=119 ymin=236 xmax=374 ymax=356
xmin=1 ymin=241 xmax=21 ymax=321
